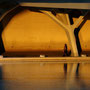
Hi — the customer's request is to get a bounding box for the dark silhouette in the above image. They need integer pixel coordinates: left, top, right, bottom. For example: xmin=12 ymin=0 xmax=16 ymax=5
xmin=63 ymin=44 xmax=70 ymax=57
xmin=0 ymin=22 xmax=5 ymax=55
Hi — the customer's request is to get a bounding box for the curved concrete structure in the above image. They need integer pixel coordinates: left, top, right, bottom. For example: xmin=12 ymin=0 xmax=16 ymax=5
xmin=2 ymin=9 xmax=70 ymax=56
xmin=19 ymin=0 xmax=90 ymax=10
xmin=0 ymin=1 xmax=90 ymax=57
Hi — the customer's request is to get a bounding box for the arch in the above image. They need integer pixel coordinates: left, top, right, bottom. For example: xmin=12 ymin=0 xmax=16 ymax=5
xmin=2 ymin=8 xmax=71 ymax=57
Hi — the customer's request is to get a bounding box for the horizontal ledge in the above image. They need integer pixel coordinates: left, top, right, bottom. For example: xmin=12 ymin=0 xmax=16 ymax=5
xmin=20 ymin=3 xmax=90 ymax=10
xmin=0 ymin=57 xmax=90 ymax=63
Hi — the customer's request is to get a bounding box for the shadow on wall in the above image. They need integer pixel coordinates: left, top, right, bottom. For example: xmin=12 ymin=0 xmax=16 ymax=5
xmin=0 ymin=22 xmax=5 ymax=55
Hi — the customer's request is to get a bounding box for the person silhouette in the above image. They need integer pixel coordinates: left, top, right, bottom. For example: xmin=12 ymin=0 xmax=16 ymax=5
xmin=63 ymin=44 xmax=68 ymax=57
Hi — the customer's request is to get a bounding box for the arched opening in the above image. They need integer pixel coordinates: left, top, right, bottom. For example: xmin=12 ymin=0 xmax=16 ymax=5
xmin=1 ymin=7 xmax=70 ymax=57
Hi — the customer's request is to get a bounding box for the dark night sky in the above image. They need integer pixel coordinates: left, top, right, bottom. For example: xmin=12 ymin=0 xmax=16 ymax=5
xmin=0 ymin=0 xmax=90 ymax=3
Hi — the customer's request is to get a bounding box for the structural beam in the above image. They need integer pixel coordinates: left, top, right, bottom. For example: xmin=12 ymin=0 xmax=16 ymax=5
xmin=72 ymin=16 xmax=84 ymax=29
xmin=0 ymin=5 xmax=19 ymax=22
xmin=41 ymin=11 xmax=78 ymax=56
xmin=20 ymin=3 xmax=90 ymax=10
xmin=41 ymin=11 xmax=70 ymax=31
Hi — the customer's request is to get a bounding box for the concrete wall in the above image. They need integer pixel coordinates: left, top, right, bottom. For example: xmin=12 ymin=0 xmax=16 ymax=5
xmin=2 ymin=9 xmax=70 ymax=56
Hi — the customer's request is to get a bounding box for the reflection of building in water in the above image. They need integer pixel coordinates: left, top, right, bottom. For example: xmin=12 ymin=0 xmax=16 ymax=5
xmin=0 ymin=62 xmax=90 ymax=89
xmin=78 ymin=64 xmax=90 ymax=86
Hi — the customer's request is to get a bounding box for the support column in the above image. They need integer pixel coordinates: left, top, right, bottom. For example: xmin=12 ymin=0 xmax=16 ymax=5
xmin=65 ymin=14 xmax=78 ymax=56
xmin=41 ymin=11 xmax=78 ymax=56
